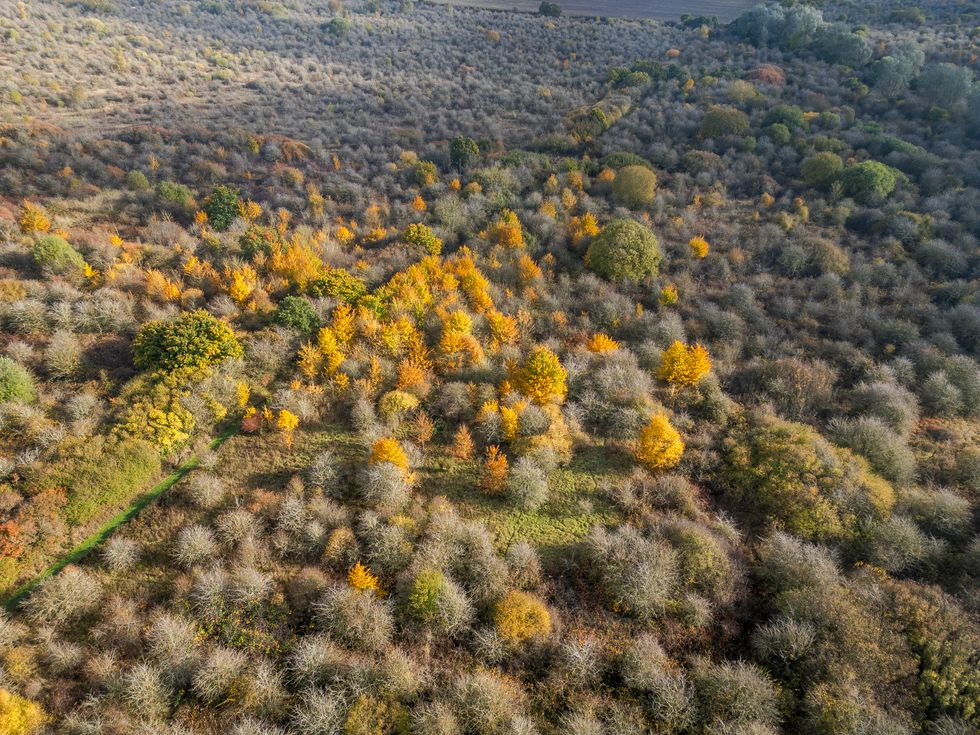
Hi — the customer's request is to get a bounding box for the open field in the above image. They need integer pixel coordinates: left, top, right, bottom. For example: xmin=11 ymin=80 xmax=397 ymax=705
xmin=423 ymin=0 xmax=758 ymax=22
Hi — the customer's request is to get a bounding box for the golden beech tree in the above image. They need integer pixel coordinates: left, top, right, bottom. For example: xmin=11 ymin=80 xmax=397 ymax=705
xmin=636 ymin=414 xmax=684 ymax=471
xmin=657 ymin=340 xmax=712 ymax=387
xmin=513 ymin=347 xmax=567 ymax=405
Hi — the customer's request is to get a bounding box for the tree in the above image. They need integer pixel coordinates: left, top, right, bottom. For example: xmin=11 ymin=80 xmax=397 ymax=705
xmin=493 ymin=591 xmax=552 ymax=645
xmin=202 ymin=184 xmax=240 ymax=231
xmin=635 ymin=414 xmax=684 ymax=471
xmin=585 ymin=219 xmax=661 ymax=284
xmin=134 ymin=310 xmax=243 ymax=373
xmin=801 ymin=152 xmax=843 ymax=190
xmin=274 ymin=295 xmax=320 ymax=333
xmin=449 ymin=135 xmax=479 ymax=171
xmin=688 ymin=235 xmax=709 ymax=259
xmin=612 ymin=165 xmax=657 ymax=208
xmin=699 ymin=105 xmax=750 ymax=138
xmin=538 ymin=1 xmax=561 ymax=17
xmin=404 ymin=222 xmax=442 ymax=255
xmin=0 ymin=357 xmax=35 ymax=404
xmin=480 ymin=445 xmax=509 ymax=495
xmin=0 ymin=689 xmax=45 ymax=735
xmin=18 ymin=201 xmax=50 ymax=234
xmin=277 ymin=409 xmax=299 ymax=447
xmin=658 ymin=341 xmax=712 ymax=386
xmin=917 ymin=63 xmax=974 ymax=108
xmin=513 ymin=347 xmax=567 ymax=405
xmin=32 ymin=235 xmax=86 ymax=279
xmin=348 ymin=561 xmax=381 ymax=594
xmin=841 ymin=161 xmax=902 ymax=202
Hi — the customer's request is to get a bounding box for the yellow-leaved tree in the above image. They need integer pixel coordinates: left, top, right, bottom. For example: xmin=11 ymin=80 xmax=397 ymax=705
xmin=635 ymin=414 xmax=684 ymax=471
xmin=657 ymin=340 xmax=711 ymax=387
xmin=348 ymin=561 xmax=381 ymax=594
xmin=0 ymin=689 xmax=45 ymax=735
xmin=276 ymin=409 xmax=299 ymax=447
xmin=513 ymin=347 xmax=567 ymax=405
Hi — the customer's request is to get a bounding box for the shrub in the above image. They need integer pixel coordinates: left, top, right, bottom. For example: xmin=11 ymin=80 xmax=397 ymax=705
xmin=293 ymin=687 xmax=346 ymax=735
xmin=691 ymin=659 xmax=779 ymax=729
xmin=274 ymin=296 xmax=320 ymax=333
xmin=841 ymin=161 xmax=902 ymax=202
xmin=102 ymin=536 xmax=140 ymax=572
xmin=125 ymin=662 xmax=171 ymax=720
xmin=0 ymin=688 xmax=45 ymax=735
xmin=404 ymin=568 xmax=473 ymax=635
xmin=583 ymin=525 xmax=679 ymax=619
xmin=801 ymin=152 xmax=843 ymax=189
xmin=45 ymin=330 xmax=82 ymax=379
xmin=25 ymin=566 xmax=102 ymax=627
xmin=828 ymin=416 xmax=915 ymax=485
xmin=493 ymin=590 xmax=552 ymax=645
xmin=0 ymin=358 xmax=35 ymax=404
xmin=315 ymin=584 xmax=394 ymax=652
xmin=699 ymin=106 xmax=750 ymax=138
xmin=505 ymin=456 xmax=549 ymax=511
xmin=450 ymin=670 xmax=521 ymax=735
xmin=635 ymin=414 xmax=685 ymax=471
xmin=193 ymin=646 xmax=247 ymax=704
xmin=203 ymin=184 xmax=240 ymax=231
xmin=344 ymin=693 xmax=409 ymax=735
xmin=32 ymin=235 xmax=86 ymax=279
xmin=174 ymin=524 xmax=218 ymax=568
xmin=585 ymin=219 xmax=661 ymax=284
xmin=861 ymin=515 xmax=935 ymax=574
xmin=611 ymin=165 xmax=657 ymax=208
xmin=134 ymin=309 xmax=243 ymax=372
xmin=753 ymin=532 xmax=841 ymax=595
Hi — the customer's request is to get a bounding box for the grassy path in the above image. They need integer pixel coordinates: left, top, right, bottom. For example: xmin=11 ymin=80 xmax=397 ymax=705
xmin=2 ymin=428 xmax=237 ymax=613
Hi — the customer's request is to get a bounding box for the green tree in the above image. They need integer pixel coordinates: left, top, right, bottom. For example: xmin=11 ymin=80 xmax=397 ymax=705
xmin=274 ymin=295 xmax=320 ymax=333
xmin=134 ymin=310 xmax=243 ymax=372
xmin=449 ymin=135 xmax=479 ymax=172
xmin=538 ymin=1 xmax=561 ymax=17
xmin=32 ymin=235 xmax=86 ymax=279
xmin=699 ymin=105 xmax=750 ymax=138
xmin=585 ymin=219 xmax=661 ymax=283
xmin=841 ymin=161 xmax=902 ymax=202
xmin=202 ymin=184 xmax=240 ymax=231
xmin=801 ymin=152 xmax=844 ymax=190
xmin=612 ymin=165 xmax=658 ymax=208
xmin=0 ymin=357 xmax=35 ymax=404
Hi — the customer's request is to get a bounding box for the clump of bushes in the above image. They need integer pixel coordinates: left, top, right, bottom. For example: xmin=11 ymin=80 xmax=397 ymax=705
xmin=32 ymin=235 xmax=86 ymax=279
